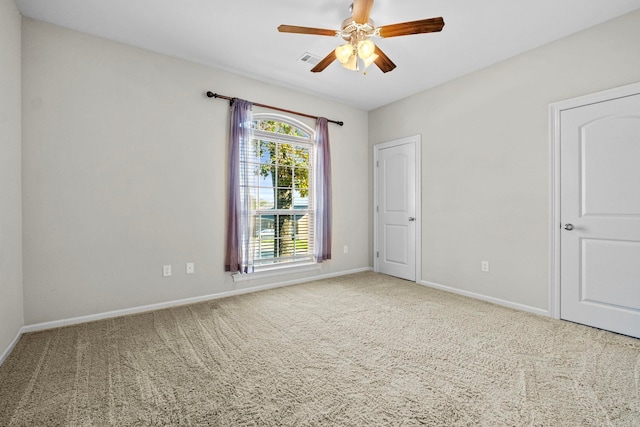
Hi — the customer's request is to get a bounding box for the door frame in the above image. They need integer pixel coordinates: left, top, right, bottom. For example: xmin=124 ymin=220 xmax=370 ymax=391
xmin=373 ymin=135 xmax=422 ymax=282
xmin=548 ymin=81 xmax=640 ymax=319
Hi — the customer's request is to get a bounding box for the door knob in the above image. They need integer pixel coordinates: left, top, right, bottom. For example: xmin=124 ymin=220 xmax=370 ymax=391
xmin=408 ymin=217 xmax=415 ymax=222
xmin=564 ymin=223 xmax=574 ymax=231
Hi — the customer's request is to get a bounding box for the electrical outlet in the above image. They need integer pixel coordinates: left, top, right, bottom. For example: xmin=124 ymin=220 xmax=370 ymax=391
xmin=343 ymin=245 xmax=349 ymax=254
xmin=163 ymin=265 xmax=172 ymax=277
xmin=481 ymin=261 xmax=489 ymax=272
xmin=186 ymin=262 xmax=195 ymax=274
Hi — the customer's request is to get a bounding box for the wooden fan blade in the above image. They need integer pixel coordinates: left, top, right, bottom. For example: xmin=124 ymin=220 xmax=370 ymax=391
xmin=373 ymin=46 xmax=396 ymax=73
xmin=352 ymin=0 xmax=374 ymax=24
xmin=311 ymin=51 xmax=337 ymax=72
xmin=378 ymin=17 xmax=445 ymax=38
xmin=277 ymin=25 xmax=337 ymax=37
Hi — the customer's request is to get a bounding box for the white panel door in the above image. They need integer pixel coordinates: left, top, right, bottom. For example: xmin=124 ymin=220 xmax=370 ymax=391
xmin=560 ymin=93 xmax=640 ymax=338
xmin=377 ymin=141 xmax=416 ymax=281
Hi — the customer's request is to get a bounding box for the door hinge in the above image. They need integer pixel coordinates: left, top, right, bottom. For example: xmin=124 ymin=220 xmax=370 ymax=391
xmin=376 ymin=251 xmax=379 ymax=258
xmin=376 ymin=161 xmax=379 ymax=167
xmin=376 ymin=206 xmax=379 ymax=212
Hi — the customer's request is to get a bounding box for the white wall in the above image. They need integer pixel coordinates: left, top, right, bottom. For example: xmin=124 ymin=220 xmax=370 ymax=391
xmin=0 ymin=0 xmax=23 ymax=358
xmin=21 ymin=18 xmax=370 ymax=325
xmin=369 ymin=10 xmax=640 ymax=311
xmin=17 ymin=8 xmax=640 ymax=328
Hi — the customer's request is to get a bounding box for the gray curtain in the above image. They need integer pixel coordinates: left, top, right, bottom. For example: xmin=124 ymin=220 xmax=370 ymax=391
xmin=224 ymin=99 xmax=254 ymax=273
xmin=315 ymin=117 xmax=332 ymax=261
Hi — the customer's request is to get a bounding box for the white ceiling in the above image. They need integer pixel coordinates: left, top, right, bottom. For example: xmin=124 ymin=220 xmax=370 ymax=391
xmin=15 ymin=0 xmax=640 ymax=110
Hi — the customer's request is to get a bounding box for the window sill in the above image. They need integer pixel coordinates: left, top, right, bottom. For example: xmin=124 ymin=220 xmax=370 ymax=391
xmin=231 ymin=262 xmax=321 ymax=282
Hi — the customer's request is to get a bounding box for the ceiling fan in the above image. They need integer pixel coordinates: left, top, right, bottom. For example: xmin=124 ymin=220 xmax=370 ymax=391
xmin=278 ymin=0 xmax=444 ymax=74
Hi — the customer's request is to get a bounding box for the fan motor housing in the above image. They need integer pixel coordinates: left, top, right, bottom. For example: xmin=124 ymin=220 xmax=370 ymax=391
xmin=340 ymin=18 xmax=376 ymax=41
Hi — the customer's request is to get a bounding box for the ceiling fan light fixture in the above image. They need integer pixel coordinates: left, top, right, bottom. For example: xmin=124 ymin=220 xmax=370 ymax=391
xmin=335 ymin=43 xmax=355 ymax=64
xmin=357 ymin=39 xmax=376 ymax=60
xmin=341 ymin=53 xmax=358 ymax=71
xmin=363 ymin=53 xmax=378 ymax=68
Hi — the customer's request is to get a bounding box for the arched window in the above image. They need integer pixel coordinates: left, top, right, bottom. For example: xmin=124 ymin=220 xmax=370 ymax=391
xmin=245 ymin=114 xmax=316 ymax=268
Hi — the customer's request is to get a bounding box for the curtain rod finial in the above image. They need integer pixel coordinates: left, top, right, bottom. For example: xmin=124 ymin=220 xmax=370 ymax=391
xmin=206 ymin=91 xmax=215 ymax=98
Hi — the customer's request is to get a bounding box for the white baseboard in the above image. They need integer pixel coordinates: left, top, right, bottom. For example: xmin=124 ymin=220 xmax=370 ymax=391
xmin=0 ymin=329 xmax=24 ymax=366
xmin=21 ymin=267 xmax=373 ymax=334
xmin=418 ymin=280 xmax=549 ymax=317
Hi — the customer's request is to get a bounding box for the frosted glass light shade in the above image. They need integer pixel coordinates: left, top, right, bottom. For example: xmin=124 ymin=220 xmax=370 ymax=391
xmin=357 ymin=39 xmax=376 ymax=60
xmin=341 ymin=54 xmax=358 ymax=71
xmin=363 ymin=53 xmax=379 ymax=69
xmin=335 ymin=44 xmax=354 ymax=64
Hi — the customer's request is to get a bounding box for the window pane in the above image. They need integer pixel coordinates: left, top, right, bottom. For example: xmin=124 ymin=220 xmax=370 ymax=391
xmin=294 ymin=147 xmax=310 ymax=165
xmin=275 ymin=214 xmax=294 ymax=235
xmin=276 ymin=189 xmax=293 ymax=209
xmin=259 ymin=164 xmax=276 ymax=187
xmin=278 ymin=144 xmax=295 ymax=166
xmin=259 ymin=140 xmax=276 ymax=164
xmin=248 ymin=162 xmax=260 ymax=180
xmin=259 ymin=188 xmax=274 ymax=209
xmin=294 ymin=166 xmax=309 ymax=181
xmin=256 ymin=120 xmax=277 ymax=134
xmin=279 ymin=235 xmax=295 ymax=257
xmin=294 ymin=213 xmax=310 ymax=255
xmin=293 ymin=190 xmax=309 ymax=209
xmin=295 ymin=238 xmax=309 ymax=255
xmin=257 ymin=213 xmax=275 ymax=259
xmin=293 ymin=167 xmax=309 ymax=196
xmin=274 ymin=214 xmax=294 ymax=257
xmin=276 ymin=166 xmax=293 ymax=188
xmin=242 ymin=162 xmax=260 ymax=189
xmin=259 ymin=214 xmax=275 ymax=234
xmin=252 ymin=119 xmax=310 ymax=139
xmin=259 ymin=237 xmax=275 ymax=259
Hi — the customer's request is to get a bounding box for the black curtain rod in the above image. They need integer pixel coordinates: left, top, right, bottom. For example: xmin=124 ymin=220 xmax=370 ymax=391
xmin=206 ymin=91 xmax=344 ymax=127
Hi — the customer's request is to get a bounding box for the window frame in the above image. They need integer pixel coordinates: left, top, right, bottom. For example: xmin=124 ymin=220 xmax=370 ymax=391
xmin=244 ymin=113 xmax=316 ymax=273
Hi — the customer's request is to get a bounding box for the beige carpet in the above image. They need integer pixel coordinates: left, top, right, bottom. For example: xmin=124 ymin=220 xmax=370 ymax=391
xmin=1 ymin=272 xmax=638 ymax=426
